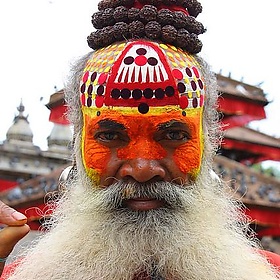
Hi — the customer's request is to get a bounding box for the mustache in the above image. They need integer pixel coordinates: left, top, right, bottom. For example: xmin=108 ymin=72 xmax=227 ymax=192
xmin=97 ymin=180 xmax=192 ymax=210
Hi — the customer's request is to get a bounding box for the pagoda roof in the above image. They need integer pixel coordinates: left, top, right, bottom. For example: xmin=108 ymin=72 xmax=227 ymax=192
xmin=45 ymin=90 xmax=65 ymax=110
xmin=222 ymin=126 xmax=280 ymax=163
xmin=214 ymin=155 xmax=280 ymax=209
xmin=214 ymin=155 xmax=280 ymax=240
xmin=45 ymin=90 xmax=69 ymax=125
xmin=216 ymin=73 xmax=268 ymax=105
xmin=0 ymin=165 xmax=67 ymax=209
xmin=216 ymin=74 xmax=269 ymax=128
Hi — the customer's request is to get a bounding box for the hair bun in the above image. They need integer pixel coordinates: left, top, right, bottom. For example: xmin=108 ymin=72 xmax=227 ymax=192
xmin=89 ymin=0 xmax=205 ymax=53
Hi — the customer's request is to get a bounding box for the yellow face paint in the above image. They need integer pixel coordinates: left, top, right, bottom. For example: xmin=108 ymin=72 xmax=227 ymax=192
xmin=80 ymin=40 xmax=206 ymax=185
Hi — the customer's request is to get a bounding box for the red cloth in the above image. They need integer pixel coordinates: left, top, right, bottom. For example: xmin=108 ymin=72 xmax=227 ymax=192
xmin=222 ymin=138 xmax=280 ymax=163
xmin=218 ymin=97 xmax=266 ymax=121
xmin=49 ymin=104 xmax=69 ymax=125
xmin=0 ymin=180 xmax=18 ymax=192
xmin=1 ymin=262 xmax=18 ymax=280
xmin=260 ymin=250 xmax=280 ymax=268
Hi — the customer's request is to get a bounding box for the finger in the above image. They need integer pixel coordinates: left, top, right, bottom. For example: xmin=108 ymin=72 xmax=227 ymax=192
xmin=0 ymin=224 xmax=30 ymax=255
xmin=0 ymin=201 xmax=27 ymax=226
xmin=0 ymin=225 xmax=30 ymax=276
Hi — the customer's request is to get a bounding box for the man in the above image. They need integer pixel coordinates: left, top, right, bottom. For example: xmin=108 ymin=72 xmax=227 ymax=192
xmin=1 ymin=0 xmax=280 ymax=279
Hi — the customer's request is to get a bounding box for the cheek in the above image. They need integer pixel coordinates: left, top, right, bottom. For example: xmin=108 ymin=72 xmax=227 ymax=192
xmin=82 ymin=129 xmax=111 ymax=183
xmin=173 ymin=141 xmax=201 ymax=176
xmin=173 ymin=123 xmax=203 ymax=177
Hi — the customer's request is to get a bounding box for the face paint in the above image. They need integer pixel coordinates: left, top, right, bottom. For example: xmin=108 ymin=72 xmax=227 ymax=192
xmin=80 ymin=41 xmax=205 ymax=185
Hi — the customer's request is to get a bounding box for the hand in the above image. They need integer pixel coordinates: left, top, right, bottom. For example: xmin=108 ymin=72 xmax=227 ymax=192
xmin=0 ymin=201 xmax=30 ymax=276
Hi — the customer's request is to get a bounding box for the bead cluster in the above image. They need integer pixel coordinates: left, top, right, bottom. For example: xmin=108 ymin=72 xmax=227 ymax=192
xmin=88 ymin=0 xmax=205 ymax=54
xmin=98 ymin=0 xmax=202 ymax=17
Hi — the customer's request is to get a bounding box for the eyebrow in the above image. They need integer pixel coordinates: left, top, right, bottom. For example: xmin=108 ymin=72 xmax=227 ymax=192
xmin=97 ymin=119 xmax=126 ymax=130
xmin=157 ymin=120 xmax=189 ymax=131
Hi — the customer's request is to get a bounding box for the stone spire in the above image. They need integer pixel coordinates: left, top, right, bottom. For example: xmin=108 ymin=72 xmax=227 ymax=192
xmin=47 ymin=123 xmax=72 ymax=152
xmin=6 ymin=101 xmax=33 ymax=142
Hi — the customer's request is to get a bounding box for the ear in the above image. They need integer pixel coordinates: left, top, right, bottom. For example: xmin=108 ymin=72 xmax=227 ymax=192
xmin=58 ymin=165 xmax=77 ymax=190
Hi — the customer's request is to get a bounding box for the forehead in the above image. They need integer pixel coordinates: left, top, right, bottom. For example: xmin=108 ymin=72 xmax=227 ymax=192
xmin=80 ymin=40 xmax=205 ymax=115
xmin=82 ymin=107 xmax=202 ymax=134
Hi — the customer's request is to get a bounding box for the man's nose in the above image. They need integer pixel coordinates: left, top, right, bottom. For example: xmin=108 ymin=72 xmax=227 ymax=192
xmin=119 ymin=158 xmax=166 ymax=183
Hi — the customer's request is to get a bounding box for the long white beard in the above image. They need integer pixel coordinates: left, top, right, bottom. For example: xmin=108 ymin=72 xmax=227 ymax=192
xmin=7 ymin=170 xmax=279 ymax=280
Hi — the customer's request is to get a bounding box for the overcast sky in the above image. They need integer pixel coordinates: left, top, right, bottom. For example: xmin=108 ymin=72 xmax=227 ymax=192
xmin=0 ymin=0 xmax=279 ymax=155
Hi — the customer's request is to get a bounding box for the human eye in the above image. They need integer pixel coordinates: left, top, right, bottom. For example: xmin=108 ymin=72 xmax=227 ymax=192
xmin=94 ymin=130 xmax=129 ymax=147
xmin=154 ymin=120 xmax=191 ymax=147
xmin=164 ymin=130 xmax=190 ymax=141
xmin=95 ymin=131 xmax=119 ymax=141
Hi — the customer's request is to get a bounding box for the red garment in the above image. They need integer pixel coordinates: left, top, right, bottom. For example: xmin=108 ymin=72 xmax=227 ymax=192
xmin=260 ymin=250 xmax=280 ymax=268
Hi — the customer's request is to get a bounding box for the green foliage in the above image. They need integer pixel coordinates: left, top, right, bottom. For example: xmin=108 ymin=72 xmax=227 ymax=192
xmin=252 ymin=163 xmax=280 ymax=178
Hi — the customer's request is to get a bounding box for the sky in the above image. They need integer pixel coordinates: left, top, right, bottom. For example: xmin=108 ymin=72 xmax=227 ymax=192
xmin=0 ymin=0 xmax=279 ymax=157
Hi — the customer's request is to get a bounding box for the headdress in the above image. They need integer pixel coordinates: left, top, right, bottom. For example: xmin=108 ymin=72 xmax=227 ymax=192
xmin=78 ymin=0 xmax=207 ymax=183
xmin=80 ymin=0 xmax=206 ymax=115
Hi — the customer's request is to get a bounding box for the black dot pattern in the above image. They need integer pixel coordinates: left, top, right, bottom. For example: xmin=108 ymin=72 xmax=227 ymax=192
xmin=91 ymin=72 xmax=97 ymax=81
xmin=136 ymin=47 xmax=147 ymax=55
xmin=81 ymin=83 xmax=86 ymax=94
xmin=111 ymin=88 xmax=121 ymax=99
xmin=132 ymin=89 xmax=142 ymax=100
xmin=177 ymin=82 xmax=186 ymax=93
xmin=121 ymin=88 xmax=131 ymax=99
xmin=138 ymin=103 xmax=149 ymax=114
xmin=193 ymin=97 xmax=198 ymax=108
xmin=87 ymin=98 xmax=92 ymax=107
xmin=155 ymin=88 xmax=165 ymax=99
xmin=148 ymin=57 xmax=158 ymax=66
xmin=191 ymin=81 xmax=197 ymax=91
xmin=143 ymin=88 xmax=154 ymax=99
xmin=186 ymin=67 xmax=192 ymax=77
xmin=107 ymin=84 xmax=182 ymax=105
xmin=165 ymin=86 xmax=175 ymax=97
xmin=124 ymin=56 xmax=134 ymax=65
xmin=97 ymin=85 xmax=105 ymax=96
xmin=88 ymin=84 xmax=93 ymax=95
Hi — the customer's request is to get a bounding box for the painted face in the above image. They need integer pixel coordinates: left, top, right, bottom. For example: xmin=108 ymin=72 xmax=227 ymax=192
xmin=80 ymin=41 xmax=205 ymax=187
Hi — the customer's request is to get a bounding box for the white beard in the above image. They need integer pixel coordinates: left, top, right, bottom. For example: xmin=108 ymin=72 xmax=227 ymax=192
xmin=7 ymin=169 xmax=279 ymax=280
